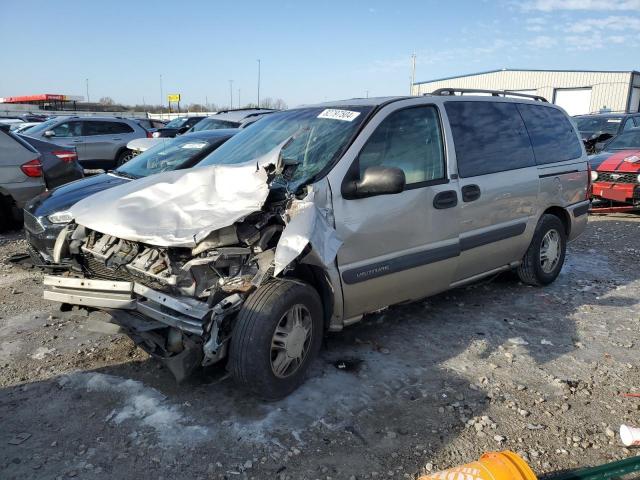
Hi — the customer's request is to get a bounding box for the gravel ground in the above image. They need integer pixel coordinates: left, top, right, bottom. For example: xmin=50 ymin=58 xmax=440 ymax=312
xmin=1 ymin=214 xmax=640 ymax=480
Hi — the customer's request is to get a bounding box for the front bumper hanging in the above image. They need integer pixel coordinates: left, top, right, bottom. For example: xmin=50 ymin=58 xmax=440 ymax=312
xmin=43 ymin=275 xmax=210 ymax=336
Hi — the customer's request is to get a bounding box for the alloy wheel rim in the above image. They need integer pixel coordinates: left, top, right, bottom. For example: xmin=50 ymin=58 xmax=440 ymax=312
xmin=540 ymin=229 xmax=561 ymax=274
xmin=270 ymin=304 xmax=313 ymax=378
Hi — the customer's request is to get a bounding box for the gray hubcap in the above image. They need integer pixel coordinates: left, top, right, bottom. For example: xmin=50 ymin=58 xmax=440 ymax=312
xmin=270 ymin=304 xmax=312 ymax=378
xmin=540 ymin=229 xmax=561 ymax=273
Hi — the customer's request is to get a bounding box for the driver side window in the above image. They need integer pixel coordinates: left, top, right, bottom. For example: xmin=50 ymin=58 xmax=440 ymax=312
xmin=358 ymin=106 xmax=445 ymax=185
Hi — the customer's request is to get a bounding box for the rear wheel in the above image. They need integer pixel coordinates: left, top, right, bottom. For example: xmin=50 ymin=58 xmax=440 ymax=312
xmin=517 ymin=214 xmax=566 ymax=286
xmin=228 ymin=279 xmax=323 ymax=400
xmin=115 ymin=149 xmax=134 ymax=167
xmin=0 ymin=195 xmax=18 ymax=233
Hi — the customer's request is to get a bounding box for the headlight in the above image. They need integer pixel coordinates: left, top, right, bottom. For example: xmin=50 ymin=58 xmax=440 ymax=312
xmin=591 ymin=170 xmax=598 ymax=182
xmin=152 ymin=131 xmax=160 ymax=138
xmin=47 ymin=210 xmax=74 ymax=224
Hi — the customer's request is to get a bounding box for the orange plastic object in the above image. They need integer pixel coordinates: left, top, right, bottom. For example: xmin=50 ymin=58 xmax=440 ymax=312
xmin=418 ymin=451 xmax=537 ymax=480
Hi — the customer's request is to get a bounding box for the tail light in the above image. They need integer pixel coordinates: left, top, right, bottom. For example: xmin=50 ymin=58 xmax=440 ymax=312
xmin=20 ymin=158 xmax=42 ymax=177
xmin=147 ymin=131 xmax=153 ymax=138
xmin=52 ymin=150 xmax=78 ymax=163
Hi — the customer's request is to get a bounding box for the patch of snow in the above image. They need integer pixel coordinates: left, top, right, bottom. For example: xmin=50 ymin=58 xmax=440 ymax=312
xmin=31 ymin=347 xmax=55 ymax=360
xmin=67 ymin=373 xmax=208 ymax=447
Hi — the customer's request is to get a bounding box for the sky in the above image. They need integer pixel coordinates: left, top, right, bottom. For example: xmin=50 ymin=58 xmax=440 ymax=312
xmin=1 ymin=0 xmax=639 ymax=109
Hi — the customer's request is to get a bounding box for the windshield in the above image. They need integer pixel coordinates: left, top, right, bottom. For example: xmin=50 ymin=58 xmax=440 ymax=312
xmin=23 ymin=118 xmax=60 ymax=135
xmin=115 ymin=136 xmax=214 ymax=178
xmin=164 ymin=117 xmax=187 ymax=129
xmin=605 ymin=130 xmax=640 ymax=150
xmin=198 ymin=106 xmax=372 ymax=187
xmin=191 ymin=118 xmax=241 ymax=131
xmin=575 ymin=116 xmax=623 ymax=135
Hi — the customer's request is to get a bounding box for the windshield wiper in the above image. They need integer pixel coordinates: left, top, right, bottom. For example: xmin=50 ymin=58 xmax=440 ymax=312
xmin=111 ymin=170 xmax=139 ymax=180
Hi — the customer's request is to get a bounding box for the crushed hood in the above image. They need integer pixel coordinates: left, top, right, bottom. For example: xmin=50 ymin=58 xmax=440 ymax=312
xmin=69 ymin=143 xmax=287 ymax=247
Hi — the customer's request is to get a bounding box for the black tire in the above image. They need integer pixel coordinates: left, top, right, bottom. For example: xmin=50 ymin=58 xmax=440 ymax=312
xmin=228 ymin=279 xmax=323 ymax=400
xmin=115 ymin=149 xmax=134 ymax=167
xmin=517 ymin=214 xmax=566 ymax=286
xmin=0 ymin=195 xmax=17 ymax=233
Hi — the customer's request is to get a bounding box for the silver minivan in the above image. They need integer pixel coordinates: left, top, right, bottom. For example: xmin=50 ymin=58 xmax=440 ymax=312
xmin=43 ymin=91 xmax=590 ymax=399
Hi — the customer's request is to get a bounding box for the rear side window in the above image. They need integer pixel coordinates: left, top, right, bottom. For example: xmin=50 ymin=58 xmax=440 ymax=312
xmin=517 ymin=104 xmax=582 ymax=164
xmin=83 ymin=121 xmax=134 ymax=136
xmin=357 ymin=106 xmax=445 ymax=185
xmin=445 ymin=101 xmax=535 ymax=178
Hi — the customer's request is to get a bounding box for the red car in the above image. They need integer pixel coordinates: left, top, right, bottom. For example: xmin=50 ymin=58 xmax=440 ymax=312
xmin=591 ymin=129 xmax=640 ymax=207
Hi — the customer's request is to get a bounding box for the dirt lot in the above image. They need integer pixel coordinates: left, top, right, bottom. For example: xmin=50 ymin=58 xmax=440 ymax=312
xmin=1 ymin=214 xmax=640 ymax=479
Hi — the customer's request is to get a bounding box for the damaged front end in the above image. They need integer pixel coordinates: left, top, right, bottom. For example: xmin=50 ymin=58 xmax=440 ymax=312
xmin=44 ymin=205 xmax=293 ymax=381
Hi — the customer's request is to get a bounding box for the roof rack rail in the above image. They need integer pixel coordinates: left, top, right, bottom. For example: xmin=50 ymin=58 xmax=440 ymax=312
xmin=429 ymin=88 xmax=548 ymax=102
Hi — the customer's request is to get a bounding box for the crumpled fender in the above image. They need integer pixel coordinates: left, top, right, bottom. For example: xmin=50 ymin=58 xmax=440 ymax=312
xmin=274 ymin=188 xmax=342 ymax=276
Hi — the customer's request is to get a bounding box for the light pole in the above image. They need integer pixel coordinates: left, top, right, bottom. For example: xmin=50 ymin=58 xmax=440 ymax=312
xmin=410 ymin=52 xmax=416 ymax=95
xmin=159 ymin=74 xmax=164 ymax=117
xmin=238 ymin=88 xmax=241 ymax=108
xmin=85 ymin=78 xmax=90 ymax=103
xmin=229 ymin=80 xmax=233 ymax=109
xmin=257 ymin=59 xmax=261 ymax=108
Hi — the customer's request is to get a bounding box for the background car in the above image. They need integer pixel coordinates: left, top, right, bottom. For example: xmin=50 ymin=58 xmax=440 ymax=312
xmin=132 ymin=118 xmax=166 ymax=137
xmin=188 ymin=108 xmax=276 ymax=132
xmin=0 ymin=125 xmax=44 ymax=230
xmin=19 ymin=134 xmax=84 ymax=190
xmin=151 ymin=116 xmax=206 ymax=137
xmin=589 ymin=127 xmax=640 ymax=170
xmin=10 ymin=122 xmax=40 ymax=134
xmin=24 ymin=128 xmax=237 ymax=262
xmin=575 ymin=112 xmax=640 ymax=154
xmin=590 ymin=127 xmax=640 ymax=207
xmin=23 ymin=116 xmax=148 ymax=170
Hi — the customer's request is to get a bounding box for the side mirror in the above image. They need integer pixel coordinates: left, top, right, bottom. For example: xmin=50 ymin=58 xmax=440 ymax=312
xmin=43 ymin=130 xmax=55 ymax=138
xmin=342 ymin=166 xmax=406 ymax=199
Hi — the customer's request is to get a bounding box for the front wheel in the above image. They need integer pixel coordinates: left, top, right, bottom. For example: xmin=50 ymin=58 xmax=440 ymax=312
xmin=228 ymin=279 xmax=323 ymax=400
xmin=517 ymin=214 xmax=566 ymax=286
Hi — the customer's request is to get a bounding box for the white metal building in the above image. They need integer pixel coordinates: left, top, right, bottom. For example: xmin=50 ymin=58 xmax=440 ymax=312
xmin=412 ymin=69 xmax=640 ymax=116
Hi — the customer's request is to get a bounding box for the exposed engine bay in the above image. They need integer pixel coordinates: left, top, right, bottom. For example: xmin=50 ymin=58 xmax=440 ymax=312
xmin=45 ymin=166 xmax=341 ymax=383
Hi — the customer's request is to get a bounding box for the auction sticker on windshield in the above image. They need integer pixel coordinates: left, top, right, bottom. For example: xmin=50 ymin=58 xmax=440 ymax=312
xmin=181 ymin=142 xmax=208 ymax=149
xmin=317 ymin=109 xmax=361 ymax=121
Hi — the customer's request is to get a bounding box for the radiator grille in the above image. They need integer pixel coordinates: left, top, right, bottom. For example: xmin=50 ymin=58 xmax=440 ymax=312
xmin=597 ymin=172 xmax=639 ymax=184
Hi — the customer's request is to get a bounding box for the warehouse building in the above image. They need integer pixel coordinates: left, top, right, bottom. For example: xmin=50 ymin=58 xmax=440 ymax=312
xmin=412 ymin=69 xmax=640 ymax=116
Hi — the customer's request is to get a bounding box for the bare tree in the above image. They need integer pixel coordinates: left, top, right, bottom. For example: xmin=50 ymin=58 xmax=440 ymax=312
xmin=187 ymin=103 xmax=206 ymax=112
xmin=260 ymin=97 xmax=274 ymax=109
xmin=272 ymin=98 xmax=288 ymax=110
xmin=99 ymin=96 xmax=115 ymax=106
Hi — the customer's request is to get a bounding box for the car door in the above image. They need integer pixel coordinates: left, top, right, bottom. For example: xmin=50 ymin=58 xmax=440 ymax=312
xmin=328 ymin=101 xmax=461 ymax=319
xmin=83 ymin=121 xmax=133 ymax=168
xmin=443 ymin=100 xmax=539 ymax=282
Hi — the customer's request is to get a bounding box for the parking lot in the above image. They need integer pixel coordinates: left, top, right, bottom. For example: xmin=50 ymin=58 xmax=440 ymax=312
xmin=1 ymin=213 xmax=639 ymax=479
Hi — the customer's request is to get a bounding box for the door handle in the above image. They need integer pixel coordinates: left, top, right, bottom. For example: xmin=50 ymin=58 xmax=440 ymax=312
xmin=112 ymin=138 xmax=122 ymax=141
xmin=461 ymin=184 xmax=481 ymax=202
xmin=433 ymin=190 xmax=458 ymax=209
xmin=71 ymin=140 xmax=83 ymax=143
